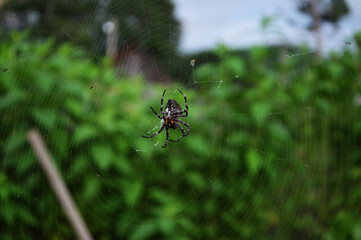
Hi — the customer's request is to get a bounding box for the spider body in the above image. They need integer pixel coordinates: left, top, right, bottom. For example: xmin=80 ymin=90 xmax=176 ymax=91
xmin=164 ymin=116 xmax=176 ymax=129
xmin=164 ymin=99 xmax=181 ymax=129
xmin=142 ymin=88 xmax=190 ymax=148
xmin=165 ymin=99 xmax=182 ymax=114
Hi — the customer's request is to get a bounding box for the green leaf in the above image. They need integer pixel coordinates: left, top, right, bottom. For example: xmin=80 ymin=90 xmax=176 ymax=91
xmin=195 ymin=64 xmax=216 ymax=82
xmin=92 ymin=145 xmax=114 ymax=170
xmin=186 ymin=135 xmax=210 ymax=156
xmin=70 ymin=156 xmax=88 ymax=176
xmin=32 ymin=108 xmax=58 ymax=131
xmin=224 ymin=56 xmax=245 ymax=76
xmin=51 ymin=129 xmax=69 ymax=158
xmin=5 ymin=130 xmax=26 ymax=153
xmin=250 ymin=46 xmax=267 ymax=60
xmin=269 ymin=121 xmax=289 ymax=141
xmin=17 ymin=206 xmax=37 ymax=225
xmin=246 ymin=149 xmax=262 ymax=175
xmin=151 ymin=189 xmax=177 ymax=204
xmin=129 ymin=220 xmax=156 ymax=240
xmin=73 ymin=124 xmax=99 ymax=145
xmin=0 ymin=90 xmax=27 ymax=109
xmin=187 ymin=172 xmax=206 ymax=190
xmin=16 ymin=150 xmax=36 ymax=175
xmin=123 ymin=180 xmax=144 ymax=206
xmin=328 ymin=62 xmax=342 ymax=78
xmin=251 ymin=102 xmax=271 ymax=124
xmin=158 ymin=218 xmax=176 ymax=234
xmin=261 ymin=15 xmax=275 ymax=30
xmin=325 ymin=211 xmax=355 ymax=240
xmin=83 ymin=177 xmax=100 ymax=201
xmin=65 ymin=98 xmax=84 ymax=118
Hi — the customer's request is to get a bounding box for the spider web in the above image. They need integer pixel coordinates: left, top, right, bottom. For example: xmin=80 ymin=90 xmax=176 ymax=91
xmin=1 ymin=0 xmax=361 ymax=239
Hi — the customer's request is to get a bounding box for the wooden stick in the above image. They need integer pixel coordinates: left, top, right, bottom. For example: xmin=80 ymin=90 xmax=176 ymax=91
xmin=27 ymin=129 xmax=93 ymax=240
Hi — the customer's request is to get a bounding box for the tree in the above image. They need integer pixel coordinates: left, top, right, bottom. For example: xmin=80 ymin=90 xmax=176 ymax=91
xmin=298 ymin=0 xmax=350 ymax=56
xmin=2 ymin=0 xmax=181 ymax=78
xmin=299 ymin=0 xmax=349 ymax=26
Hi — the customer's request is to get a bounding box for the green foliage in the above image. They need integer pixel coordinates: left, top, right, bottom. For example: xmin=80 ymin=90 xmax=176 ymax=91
xmin=1 ymin=32 xmax=361 ymax=239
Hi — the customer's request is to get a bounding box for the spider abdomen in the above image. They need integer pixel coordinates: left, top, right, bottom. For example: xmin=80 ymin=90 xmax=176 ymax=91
xmin=165 ymin=99 xmax=182 ymax=112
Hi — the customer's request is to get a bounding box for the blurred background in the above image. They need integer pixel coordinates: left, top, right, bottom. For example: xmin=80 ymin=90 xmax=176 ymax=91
xmin=1 ymin=0 xmax=361 ymax=239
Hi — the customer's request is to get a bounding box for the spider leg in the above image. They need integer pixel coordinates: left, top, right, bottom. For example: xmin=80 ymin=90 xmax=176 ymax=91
xmin=160 ymin=89 xmax=166 ymax=113
xmin=171 ymin=110 xmax=187 ymax=117
xmin=162 ymin=126 xmax=169 ymax=148
xmin=175 ymin=119 xmax=190 ymax=136
xmin=142 ymin=125 xmax=165 ymax=138
xmin=170 ymin=122 xmax=186 ymax=142
xmin=150 ymin=106 xmax=162 ymax=120
xmin=177 ymin=88 xmax=188 ymax=117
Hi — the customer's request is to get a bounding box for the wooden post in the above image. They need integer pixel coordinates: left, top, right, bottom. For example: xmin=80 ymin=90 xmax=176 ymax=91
xmin=27 ymin=129 xmax=93 ymax=240
xmin=310 ymin=0 xmax=322 ymax=57
xmin=102 ymin=18 xmax=118 ymax=59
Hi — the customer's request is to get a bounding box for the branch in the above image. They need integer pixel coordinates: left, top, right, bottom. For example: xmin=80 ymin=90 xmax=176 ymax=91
xmin=27 ymin=129 xmax=93 ymax=240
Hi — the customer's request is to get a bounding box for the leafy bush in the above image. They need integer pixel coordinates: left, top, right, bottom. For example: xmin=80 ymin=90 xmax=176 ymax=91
xmin=1 ymin=32 xmax=361 ymax=239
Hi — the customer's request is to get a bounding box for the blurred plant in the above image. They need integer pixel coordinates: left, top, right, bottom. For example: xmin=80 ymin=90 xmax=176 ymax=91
xmin=0 ymin=31 xmax=361 ymax=239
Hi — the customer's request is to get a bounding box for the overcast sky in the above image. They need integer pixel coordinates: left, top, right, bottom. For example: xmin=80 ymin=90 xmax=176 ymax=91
xmin=173 ymin=0 xmax=361 ymax=53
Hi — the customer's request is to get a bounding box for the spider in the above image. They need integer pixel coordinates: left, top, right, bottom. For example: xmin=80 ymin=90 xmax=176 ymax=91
xmin=142 ymin=88 xmax=190 ymax=148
